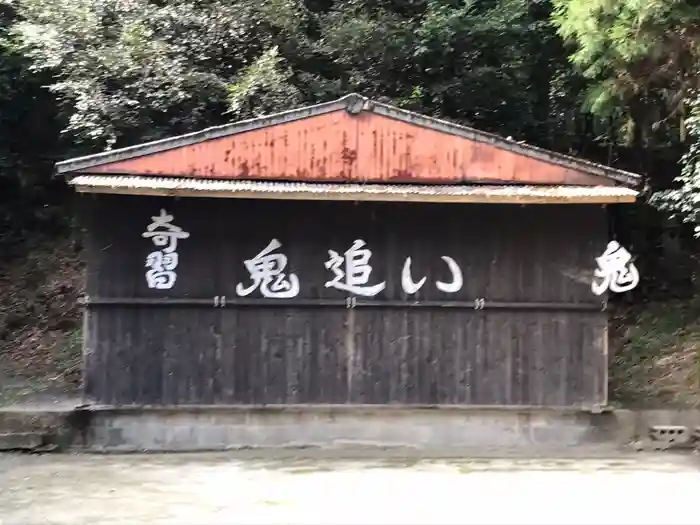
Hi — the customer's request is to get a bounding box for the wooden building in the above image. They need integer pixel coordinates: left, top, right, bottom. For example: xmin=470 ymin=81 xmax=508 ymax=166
xmin=58 ymin=94 xmax=640 ymax=410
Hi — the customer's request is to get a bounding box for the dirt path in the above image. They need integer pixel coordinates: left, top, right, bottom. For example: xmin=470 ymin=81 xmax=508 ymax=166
xmin=1 ymin=452 xmax=699 ymax=525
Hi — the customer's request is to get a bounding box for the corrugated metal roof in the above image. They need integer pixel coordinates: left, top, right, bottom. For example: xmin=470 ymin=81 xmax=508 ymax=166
xmin=56 ymin=93 xmax=641 ymax=187
xmin=69 ymin=175 xmax=638 ymax=204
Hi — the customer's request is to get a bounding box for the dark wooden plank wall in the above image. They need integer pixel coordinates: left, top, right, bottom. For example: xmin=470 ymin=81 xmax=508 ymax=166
xmin=80 ymin=194 xmax=609 ymax=407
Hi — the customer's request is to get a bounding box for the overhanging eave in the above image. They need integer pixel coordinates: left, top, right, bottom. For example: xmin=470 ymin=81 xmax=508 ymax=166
xmin=69 ymin=175 xmax=638 ymax=205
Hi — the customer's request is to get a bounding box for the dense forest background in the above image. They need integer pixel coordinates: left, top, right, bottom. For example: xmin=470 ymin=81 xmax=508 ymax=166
xmin=2 ymin=0 xmax=700 ymax=406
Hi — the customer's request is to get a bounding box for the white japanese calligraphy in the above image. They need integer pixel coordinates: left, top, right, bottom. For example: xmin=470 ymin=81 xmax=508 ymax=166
xmin=401 ymin=257 xmax=426 ymax=294
xmin=325 ymin=239 xmax=386 ymax=296
xmin=145 ymin=251 xmax=179 ymax=289
xmin=435 ymin=256 xmax=463 ymax=293
xmin=591 ymin=241 xmax=639 ymax=295
xmin=142 ymin=209 xmax=190 ymax=254
xmin=142 ymin=209 xmax=189 ymax=290
xmin=236 ymin=239 xmax=300 ymax=298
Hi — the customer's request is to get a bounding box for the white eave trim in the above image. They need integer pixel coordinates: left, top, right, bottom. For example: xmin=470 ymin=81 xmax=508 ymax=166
xmin=68 ymin=175 xmax=638 ymax=204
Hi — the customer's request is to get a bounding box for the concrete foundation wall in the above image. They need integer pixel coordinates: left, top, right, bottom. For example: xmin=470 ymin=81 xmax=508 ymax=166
xmin=4 ymin=404 xmax=700 ymax=454
xmin=82 ymin=405 xmax=630 ymax=453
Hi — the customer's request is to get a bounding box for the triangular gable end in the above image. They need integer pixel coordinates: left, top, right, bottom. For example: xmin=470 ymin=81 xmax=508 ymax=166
xmin=57 ymin=94 xmax=641 ymax=188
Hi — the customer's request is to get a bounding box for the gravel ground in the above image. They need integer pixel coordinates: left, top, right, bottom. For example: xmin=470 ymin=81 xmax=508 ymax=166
xmin=1 ymin=452 xmax=699 ymax=525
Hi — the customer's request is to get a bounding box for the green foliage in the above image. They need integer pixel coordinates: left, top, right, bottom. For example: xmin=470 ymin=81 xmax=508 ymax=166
xmin=553 ymin=0 xmax=700 ymax=104
xmin=227 ymin=46 xmax=303 ymax=118
xmin=652 ymin=95 xmax=700 ymax=233
xmin=0 ymin=1 xmax=66 ymax=247
xmin=552 ymin=0 xmax=700 ymax=150
xmin=7 ymin=0 xmax=583 ymax=149
xmin=551 ymin=0 xmax=700 ymax=232
xmin=10 ymin=0 xmax=266 ymax=147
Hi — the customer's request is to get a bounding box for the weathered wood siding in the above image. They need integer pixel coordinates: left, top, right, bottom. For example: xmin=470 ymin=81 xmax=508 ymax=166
xmin=80 ymin=194 xmax=609 ymax=407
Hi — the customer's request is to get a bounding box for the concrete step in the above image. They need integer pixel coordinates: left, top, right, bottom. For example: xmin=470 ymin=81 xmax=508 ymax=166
xmin=0 ymin=432 xmax=43 ymax=451
xmin=0 ymin=407 xmax=84 ymax=451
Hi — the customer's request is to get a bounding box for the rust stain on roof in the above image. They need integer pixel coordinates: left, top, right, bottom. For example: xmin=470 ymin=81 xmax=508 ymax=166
xmin=57 ymin=94 xmax=641 ymax=188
